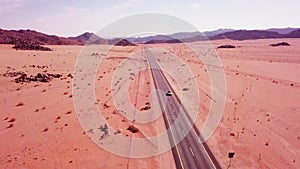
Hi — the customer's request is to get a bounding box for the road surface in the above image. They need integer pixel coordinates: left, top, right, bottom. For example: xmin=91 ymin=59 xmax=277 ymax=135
xmin=146 ymin=48 xmax=221 ymax=169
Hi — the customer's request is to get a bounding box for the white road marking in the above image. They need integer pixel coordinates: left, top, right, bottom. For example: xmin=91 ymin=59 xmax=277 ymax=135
xmin=189 ymin=147 xmax=195 ymax=157
xmin=182 ymin=130 xmax=185 ymax=136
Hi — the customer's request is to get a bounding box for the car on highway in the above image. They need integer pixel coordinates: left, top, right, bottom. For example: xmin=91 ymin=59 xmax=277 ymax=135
xmin=166 ymin=90 xmax=172 ymax=96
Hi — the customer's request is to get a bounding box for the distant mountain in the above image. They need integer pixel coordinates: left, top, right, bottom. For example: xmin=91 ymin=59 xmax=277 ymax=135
xmin=285 ymin=29 xmax=300 ymax=38
xmin=128 ymin=28 xmax=300 ymax=44
xmin=204 ymin=29 xmax=236 ymax=37
xmin=144 ymin=39 xmax=182 ymax=44
xmin=108 ymin=38 xmax=137 ymax=46
xmin=211 ymin=30 xmax=284 ymax=40
xmin=127 ymin=32 xmax=209 ymax=43
xmin=0 ymin=29 xmax=82 ymax=45
xmin=68 ymin=32 xmax=107 ymax=44
xmin=266 ymin=28 xmax=299 ymax=34
xmin=1 ymin=28 xmax=300 ymax=46
xmin=127 ymin=34 xmax=174 ymax=43
xmin=169 ymin=31 xmax=202 ymax=40
xmin=68 ymin=32 xmax=104 ymax=43
xmin=127 ymin=29 xmax=235 ymax=43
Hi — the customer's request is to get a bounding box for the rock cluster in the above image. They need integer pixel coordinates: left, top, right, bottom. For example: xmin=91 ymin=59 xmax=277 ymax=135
xmin=12 ymin=39 xmax=52 ymax=51
xmin=14 ymin=73 xmax=62 ymax=83
xmin=3 ymin=71 xmax=25 ymax=77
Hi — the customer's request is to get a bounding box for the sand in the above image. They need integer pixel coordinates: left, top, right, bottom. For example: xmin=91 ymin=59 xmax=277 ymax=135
xmin=144 ymin=39 xmax=300 ymax=168
xmin=0 ymin=38 xmax=299 ymax=168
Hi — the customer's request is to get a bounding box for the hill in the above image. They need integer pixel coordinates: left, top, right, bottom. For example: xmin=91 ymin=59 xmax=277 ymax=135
xmin=108 ymin=38 xmax=137 ymax=46
xmin=285 ymin=29 xmax=300 ymax=38
xmin=144 ymin=39 xmax=182 ymax=44
xmin=210 ymin=30 xmax=284 ymax=40
xmin=127 ymin=35 xmax=174 ymax=43
xmin=127 ymin=28 xmax=300 ymax=43
xmin=0 ymin=29 xmax=82 ymax=45
xmin=203 ymin=29 xmax=236 ymax=37
xmin=68 ymin=32 xmax=105 ymax=44
xmin=266 ymin=28 xmax=299 ymax=34
xmin=1 ymin=28 xmax=300 ymax=46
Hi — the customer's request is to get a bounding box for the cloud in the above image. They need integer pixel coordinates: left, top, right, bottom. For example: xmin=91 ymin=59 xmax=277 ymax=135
xmin=0 ymin=0 xmax=26 ymax=14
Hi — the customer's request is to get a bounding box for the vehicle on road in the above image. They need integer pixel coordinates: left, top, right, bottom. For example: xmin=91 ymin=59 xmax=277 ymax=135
xmin=166 ymin=90 xmax=172 ymax=96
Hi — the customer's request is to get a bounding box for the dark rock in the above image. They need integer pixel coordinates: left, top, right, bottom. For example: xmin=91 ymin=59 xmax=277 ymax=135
xmin=47 ymin=73 xmax=62 ymax=78
xmin=217 ymin=45 xmax=236 ymax=48
xmin=3 ymin=71 xmax=24 ymax=77
xmin=67 ymin=73 xmax=73 ymax=78
xmin=13 ymin=72 xmax=62 ymax=83
xmin=127 ymin=125 xmax=139 ymax=133
xmin=37 ymin=73 xmax=43 ymax=78
xmin=15 ymin=73 xmax=28 ymax=83
xmin=140 ymin=106 xmax=151 ymax=111
xmin=270 ymin=42 xmax=290 ymax=47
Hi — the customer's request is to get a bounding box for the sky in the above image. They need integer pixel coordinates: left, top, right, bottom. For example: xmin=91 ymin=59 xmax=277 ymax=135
xmin=0 ymin=0 xmax=299 ymax=37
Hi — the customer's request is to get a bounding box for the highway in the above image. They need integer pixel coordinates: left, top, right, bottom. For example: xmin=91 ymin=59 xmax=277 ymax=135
xmin=146 ymin=48 xmax=221 ymax=169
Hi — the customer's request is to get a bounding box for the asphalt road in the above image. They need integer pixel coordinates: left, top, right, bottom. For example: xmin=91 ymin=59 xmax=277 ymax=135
xmin=146 ymin=48 xmax=221 ymax=169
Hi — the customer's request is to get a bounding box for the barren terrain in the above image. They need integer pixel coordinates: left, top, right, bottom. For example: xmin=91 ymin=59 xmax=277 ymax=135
xmin=0 ymin=38 xmax=299 ymax=168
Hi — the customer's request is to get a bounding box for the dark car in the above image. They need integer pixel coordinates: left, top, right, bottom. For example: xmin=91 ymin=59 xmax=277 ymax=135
xmin=166 ymin=91 xmax=172 ymax=96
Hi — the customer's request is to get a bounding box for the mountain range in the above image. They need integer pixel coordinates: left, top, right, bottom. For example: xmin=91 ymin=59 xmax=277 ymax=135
xmin=127 ymin=28 xmax=300 ymax=43
xmin=0 ymin=27 xmax=299 ymax=45
xmin=0 ymin=29 xmax=135 ymax=46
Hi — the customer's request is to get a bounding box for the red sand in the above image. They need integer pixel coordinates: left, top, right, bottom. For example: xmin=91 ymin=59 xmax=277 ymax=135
xmin=0 ymin=38 xmax=299 ymax=168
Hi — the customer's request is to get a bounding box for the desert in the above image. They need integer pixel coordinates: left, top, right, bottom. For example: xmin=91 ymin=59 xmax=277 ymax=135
xmin=2 ymin=0 xmax=300 ymax=168
xmin=0 ymin=36 xmax=299 ymax=168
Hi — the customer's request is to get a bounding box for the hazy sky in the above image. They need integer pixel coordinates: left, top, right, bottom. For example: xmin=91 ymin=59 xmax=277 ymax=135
xmin=0 ymin=0 xmax=299 ymax=36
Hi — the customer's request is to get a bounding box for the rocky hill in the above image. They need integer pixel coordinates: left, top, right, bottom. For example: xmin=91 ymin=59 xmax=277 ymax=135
xmin=0 ymin=29 xmax=82 ymax=45
xmin=1 ymin=28 xmax=299 ymax=46
xmin=211 ymin=30 xmax=284 ymax=40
